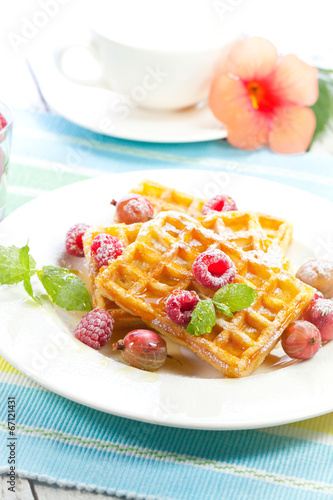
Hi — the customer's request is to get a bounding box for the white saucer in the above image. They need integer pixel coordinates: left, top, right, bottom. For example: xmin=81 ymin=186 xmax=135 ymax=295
xmin=29 ymin=49 xmax=227 ymax=144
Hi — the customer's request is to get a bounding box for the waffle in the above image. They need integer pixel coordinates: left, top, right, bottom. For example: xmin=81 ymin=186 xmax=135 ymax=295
xmin=83 ymin=223 xmax=145 ymax=328
xmin=131 ymin=180 xmax=293 ymax=254
xmin=96 ymin=211 xmax=315 ymax=378
xmin=131 ymin=179 xmax=205 ymax=217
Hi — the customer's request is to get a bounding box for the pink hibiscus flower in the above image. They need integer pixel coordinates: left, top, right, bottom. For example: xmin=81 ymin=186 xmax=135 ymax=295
xmin=209 ymin=37 xmax=319 ymax=154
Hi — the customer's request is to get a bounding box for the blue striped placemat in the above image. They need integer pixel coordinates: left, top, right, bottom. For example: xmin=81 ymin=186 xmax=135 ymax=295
xmin=1 ymin=109 xmax=333 ymax=499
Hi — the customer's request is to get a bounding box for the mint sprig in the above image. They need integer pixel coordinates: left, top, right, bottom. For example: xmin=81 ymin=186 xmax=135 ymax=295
xmin=0 ymin=244 xmax=92 ymax=312
xmin=186 ymin=284 xmax=258 ymax=336
xmin=186 ymin=300 xmax=216 ymax=337
xmin=38 ymin=266 xmax=92 ymax=312
xmin=213 ymin=283 xmax=258 ymax=313
xmin=19 ymin=244 xmax=41 ymax=304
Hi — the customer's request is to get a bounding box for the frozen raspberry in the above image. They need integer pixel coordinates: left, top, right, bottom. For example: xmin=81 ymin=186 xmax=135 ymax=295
xmin=74 ymin=308 xmax=114 ymax=349
xmin=313 ymin=291 xmax=324 ymax=300
xmin=91 ymin=233 xmax=123 ymax=268
xmin=303 ymin=298 xmax=333 ymax=341
xmin=112 ymin=194 xmax=154 ymax=224
xmin=165 ymin=289 xmax=200 ymax=326
xmin=202 ymin=195 xmax=237 ymax=216
xmin=0 ymin=113 xmax=7 ymax=130
xmin=65 ymin=223 xmax=90 ymax=257
xmin=193 ymin=249 xmax=236 ymax=290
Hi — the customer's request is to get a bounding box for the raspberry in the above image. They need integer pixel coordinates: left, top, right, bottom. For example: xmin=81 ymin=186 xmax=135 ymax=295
xmin=113 ymin=194 xmax=154 ymax=224
xmin=65 ymin=223 xmax=90 ymax=257
xmin=0 ymin=113 xmax=7 ymax=130
xmin=313 ymin=291 xmax=324 ymax=301
xmin=193 ymin=249 xmax=236 ymax=290
xmin=74 ymin=309 xmax=114 ymax=349
xmin=303 ymin=298 xmax=333 ymax=341
xmin=202 ymin=195 xmax=237 ymax=216
xmin=165 ymin=289 xmax=200 ymax=326
xmin=91 ymin=233 xmax=123 ymax=268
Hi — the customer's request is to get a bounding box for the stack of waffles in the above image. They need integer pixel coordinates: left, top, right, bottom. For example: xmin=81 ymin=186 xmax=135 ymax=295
xmin=82 ymin=180 xmax=314 ymax=378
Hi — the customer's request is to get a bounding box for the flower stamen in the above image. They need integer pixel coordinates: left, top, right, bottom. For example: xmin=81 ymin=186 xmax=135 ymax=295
xmin=246 ymin=81 xmax=264 ymax=110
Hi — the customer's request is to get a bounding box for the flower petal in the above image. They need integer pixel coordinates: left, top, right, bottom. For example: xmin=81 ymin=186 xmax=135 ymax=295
xmin=270 ymin=55 xmax=318 ymax=106
xmin=225 ymin=37 xmax=278 ymax=81
xmin=209 ymin=74 xmax=270 ymax=150
xmin=269 ymin=106 xmax=316 ymax=154
xmin=209 ymin=74 xmax=250 ymax=123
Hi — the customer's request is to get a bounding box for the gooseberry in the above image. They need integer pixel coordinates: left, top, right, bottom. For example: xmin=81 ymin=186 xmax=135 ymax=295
xmin=281 ymin=320 xmax=321 ymax=360
xmin=112 ymin=194 xmax=154 ymax=224
xmin=113 ymin=329 xmax=167 ymax=371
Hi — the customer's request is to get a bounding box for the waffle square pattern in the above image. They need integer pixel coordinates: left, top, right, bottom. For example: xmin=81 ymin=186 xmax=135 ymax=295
xmin=97 ymin=211 xmax=314 ymax=377
xmin=132 ymin=180 xmax=293 ymax=253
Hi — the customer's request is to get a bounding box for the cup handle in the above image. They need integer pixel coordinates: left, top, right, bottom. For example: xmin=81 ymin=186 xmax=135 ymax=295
xmin=53 ymin=40 xmax=107 ymax=89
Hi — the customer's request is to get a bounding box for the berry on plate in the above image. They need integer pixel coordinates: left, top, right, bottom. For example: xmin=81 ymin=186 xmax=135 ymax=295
xmin=192 ymin=249 xmax=236 ymax=290
xmin=112 ymin=194 xmax=154 ymax=224
xmin=91 ymin=233 xmax=123 ymax=268
xmin=296 ymin=258 xmax=333 ymax=298
xmin=281 ymin=320 xmax=321 ymax=360
xmin=74 ymin=308 xmax=114 ymax=349
xmin=166 ymin=289 xmax=199 ymax=326
xmin=303 ymin=297 xmax=333 ymax=341
xmin=113 ymin=329 xmax=167 ymax=371
xmin=202 ymin=195 xmax=237 ymax=216
xmin=65 ymin=223 xmax=90 ymax=257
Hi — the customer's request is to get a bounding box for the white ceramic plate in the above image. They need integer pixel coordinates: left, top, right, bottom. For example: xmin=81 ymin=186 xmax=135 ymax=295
xmin=28 ymin=49 xmax=227 ymax=144
xmin=0 ymin=169 xmax=333 ymax=430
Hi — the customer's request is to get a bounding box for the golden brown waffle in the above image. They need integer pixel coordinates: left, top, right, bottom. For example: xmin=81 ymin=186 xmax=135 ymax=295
xmin=131 ymin=179 xmax=205 ymax=217
xmin=256 ymin=213 xmax=293 ymax=255
xmin=199 ymin=211 xmax=268 ymax=253
xmin=83 ymin=223 xmax=145 ymax=328
xmin=97 ymin=211 xmax=314 ymax=378
xmin=85 ymin=211 xmax=283 ymax=326
xmin=131 ymin=180 xmax=293 ymax=253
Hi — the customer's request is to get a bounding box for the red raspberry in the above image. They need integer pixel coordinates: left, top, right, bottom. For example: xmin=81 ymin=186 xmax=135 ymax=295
xmin=0 ymin=113 xmax=7 ymax=130
xmin=202 ymin=195 xmax=237 ymax=216
xmin=65 ymin=223 xmax=90 ymax=257
xmin=91 ymin=233 xmax=123 ymax=268
xmin=165 ymin=289 xmax=200 ymax=326
xmin=193 ymin=249 xmax=236 ymax=290
xmin=303 ymin=298 xmax=333 ymax=341
xmin=75 ymin=309 xmax=114 ymax=349
xmin=113 ymin=194 xmax=154 ymax=224
xmin=313 ymin=291 xmax=324 ymax=301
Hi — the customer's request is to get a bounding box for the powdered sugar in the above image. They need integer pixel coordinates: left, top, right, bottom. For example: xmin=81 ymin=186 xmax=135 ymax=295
xmin=296 ymin=258 xmax=333 ymax=297
xmin=247 ymin=244 xmax=284 ymax=269
xmin=91 ymin=233 xmax=124 ymax=268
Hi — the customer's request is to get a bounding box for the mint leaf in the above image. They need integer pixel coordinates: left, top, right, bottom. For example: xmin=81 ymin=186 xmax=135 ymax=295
xmin=19 ymin=244 xmax=41 ymax=304
xmin=37 ymin=266 xmax=92 ymax=311
xmin=23 ymin=275 xmax=42 ymax=305
xmin=186 ymin=299 xmax=216 ymax=336
xmin=213 ymin=301 xmax=233 ymax=317
xmin=0 ymin=244 xmax=36 ymax=285
xmin=214 ymin=284 xmax=258 ymax=313
xmin=38 ymin=266 xmax=92 ymax=312
xmin=310 ymin=73 xmax=333 ymax=145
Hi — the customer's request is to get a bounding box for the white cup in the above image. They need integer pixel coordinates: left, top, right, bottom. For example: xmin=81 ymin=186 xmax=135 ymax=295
xmin=57 ymin=0 xmax=253 ymax=111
